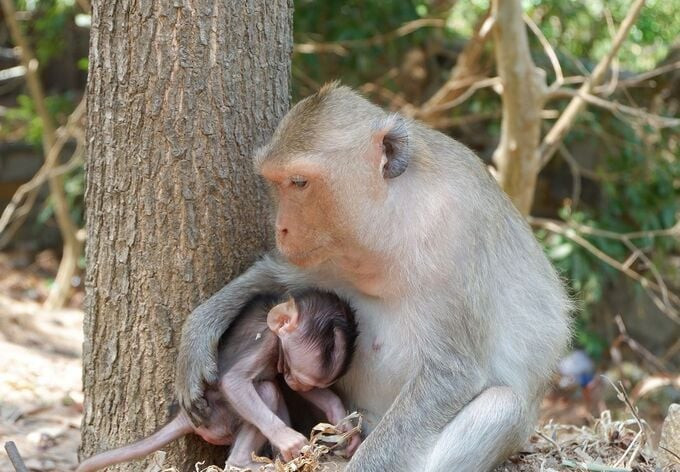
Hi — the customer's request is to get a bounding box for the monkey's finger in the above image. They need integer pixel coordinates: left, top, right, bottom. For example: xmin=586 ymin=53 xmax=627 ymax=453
xmin=343 ymin=435 xmax=361 ymax=457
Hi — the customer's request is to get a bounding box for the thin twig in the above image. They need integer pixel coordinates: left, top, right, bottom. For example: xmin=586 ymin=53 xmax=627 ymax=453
xmin=558 ymin=145 xmax=582 ymax=209
xmin=547 ymin=88 xmax=680 ymax=128
xmin=418 ymin=10 xmax=492 ymax=124
xmin=0 ymin=98 xmax=85 ymax=239
xmin=0 ymin=0 xmax=55 ymax=144
xmin=4 ymin=441 xmax=29 ymax=472
xmin=614 ymin=60 xmax=680 ymax=88
xmin=600 ymin=7 xmax=620 ymax=97
xmin=659 ymin=445 xmax=680 ymax=464
xmin=539 ymin=0 xmax=646 ymax=167
xmin=523 ymin=12 xmax=564 ymax=89
xmin=422 ymin=110 xmax=501 ymax=130
xmin=535 ymin=429 xmax=563 ymax=461
xmin=529 ymin=217 xmax=680 ymax=324
xmin=605 ymin=380 xmax=647 ymax=469
xmin=1 ymin=0 xmax=83 ymax=309
xmin=294 ymin=18 xmax=446 ymax=56
xmin=614 ymin=315 xmax=668 ymax=372
xmin=417 ymin=77 xmax=500 ymax=116
xmin=663 ymin=337 xmax=680 ymax=362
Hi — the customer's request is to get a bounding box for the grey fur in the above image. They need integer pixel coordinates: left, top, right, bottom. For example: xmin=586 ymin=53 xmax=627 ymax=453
xmin=175 ymin=84 xmax=572 ymax=472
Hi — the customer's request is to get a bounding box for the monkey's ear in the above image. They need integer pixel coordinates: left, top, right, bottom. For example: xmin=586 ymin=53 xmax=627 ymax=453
xmin=267 ymin=299 xmax=299 ymax=334
xmin=374 ymin=114 xmax=411 ymax=179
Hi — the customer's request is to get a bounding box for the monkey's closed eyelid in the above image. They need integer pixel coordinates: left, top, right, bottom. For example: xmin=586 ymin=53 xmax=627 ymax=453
xmin=290 ymin=175 xmax=308 ymax=187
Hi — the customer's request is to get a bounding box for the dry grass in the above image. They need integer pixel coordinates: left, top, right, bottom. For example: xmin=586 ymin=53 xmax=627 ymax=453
xmin=161 ymin=413 xmax=361 ymax=472
xmin=158 ymin=399 xmax=680 ymax=472
xmin=498 ymin=410 xmax=662 ymax=472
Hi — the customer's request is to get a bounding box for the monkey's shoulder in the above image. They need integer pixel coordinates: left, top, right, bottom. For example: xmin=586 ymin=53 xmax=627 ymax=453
xmin=216 ymin=292 xmax=282 ymax=375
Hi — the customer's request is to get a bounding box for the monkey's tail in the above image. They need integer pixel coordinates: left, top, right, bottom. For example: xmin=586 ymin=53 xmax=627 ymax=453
xmin=75 ymin=413 xmax=193 ymax=472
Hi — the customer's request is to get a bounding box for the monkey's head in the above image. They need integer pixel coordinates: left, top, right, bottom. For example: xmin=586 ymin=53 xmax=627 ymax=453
xmin=255 ymin=82 xmax=412 ymax=268
xmin=267 ymin=289 xmax=358 ymax=392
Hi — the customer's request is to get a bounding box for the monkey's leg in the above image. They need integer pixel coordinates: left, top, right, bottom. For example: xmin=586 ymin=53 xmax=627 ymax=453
xmin=227 ymin=381 xmax=290 ymax=468
xmin=422 ymin=386 xmax=533 ymax=472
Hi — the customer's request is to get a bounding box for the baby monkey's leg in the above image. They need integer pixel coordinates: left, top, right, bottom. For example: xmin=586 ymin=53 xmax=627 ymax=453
xmin=227 ymin=381 xmax=291 ymax=469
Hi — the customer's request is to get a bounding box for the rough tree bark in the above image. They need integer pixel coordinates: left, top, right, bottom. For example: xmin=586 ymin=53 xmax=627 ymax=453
xmin=81 ymin=1 xmax=292 ymax=470
xmin=491 ymin=0 xmax=545 ymax=216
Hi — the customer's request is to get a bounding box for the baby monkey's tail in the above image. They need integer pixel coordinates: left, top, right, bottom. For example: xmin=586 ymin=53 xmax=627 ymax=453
xmin=76 ymin=412 xmax=193 ymax=472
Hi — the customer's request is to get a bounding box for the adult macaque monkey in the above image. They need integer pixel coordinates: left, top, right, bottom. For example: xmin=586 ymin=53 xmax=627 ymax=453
xmin=176 ymin=82 xmax=571 ymax=471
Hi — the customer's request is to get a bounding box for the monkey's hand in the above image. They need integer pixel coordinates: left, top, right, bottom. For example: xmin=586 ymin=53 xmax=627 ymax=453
xmin=339 ymin=428 xmax=362 ymax=458
xmin=175 ymin=311 xmax=220 ymax=424
xmin=271 ymin=427 xmax=308 ymax=462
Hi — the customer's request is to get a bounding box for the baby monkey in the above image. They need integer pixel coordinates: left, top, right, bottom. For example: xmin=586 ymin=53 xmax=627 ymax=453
xmin=77 ymin=289 xmax=360 ymax=472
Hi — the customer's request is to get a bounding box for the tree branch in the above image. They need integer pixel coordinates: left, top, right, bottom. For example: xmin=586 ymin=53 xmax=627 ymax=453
xmin=523 ymin=12 xmax=564 ymax=89
xmin=0 ymin=0 xmax=83 ymax=309
xmin=538 ymin=0 xmax=646 ymax=167
xmin=491 ymin=0 xmax=545 ymax=215
xmin=547 ymin=88 xmax=680 ymax=129
xmin=417 ymin=10 xmax=492 ymax=124
xmin=529 ymin=216 xmax=680 ymax=325
xmin=294 ymin=18 xmax=446 ymax=56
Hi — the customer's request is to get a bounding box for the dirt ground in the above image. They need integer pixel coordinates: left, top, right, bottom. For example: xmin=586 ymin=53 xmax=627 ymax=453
xmin=0 ymin=250 xmax=675 ymax=472
xmin=0 ymin=250 xmax=83 ymax=471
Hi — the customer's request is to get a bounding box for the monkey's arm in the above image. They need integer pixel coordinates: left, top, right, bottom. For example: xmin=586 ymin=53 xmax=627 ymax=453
xmin=297 ymin=388 xmax=347 ymax=425
xmin=298 ymin=388 xmax=361 ymax=457
xmin=175 ymin=253 xmax=308 ymax=420
xmin=220 ymin=374 xmax=307 ymax=460
xmin=346 ymin=361 xmax=485 ymax=472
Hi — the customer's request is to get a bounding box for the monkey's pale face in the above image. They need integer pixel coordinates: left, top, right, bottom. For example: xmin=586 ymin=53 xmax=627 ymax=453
xmin=261 ymin=161 xmax=352 ymax=268
xmin=260 ymin=149 xmax=386 ymax=269
xmin=266 ymin=299 xmax=342 ymax=392
xmin=279 ymin=338 xmax=335 ymax=392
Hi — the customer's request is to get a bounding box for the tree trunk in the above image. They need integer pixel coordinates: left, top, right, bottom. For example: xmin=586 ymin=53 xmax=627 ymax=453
xmin=81 ymin=1 xmax=292 ymax=471
xmin=491 ymin=0 xmax=544 ymax=216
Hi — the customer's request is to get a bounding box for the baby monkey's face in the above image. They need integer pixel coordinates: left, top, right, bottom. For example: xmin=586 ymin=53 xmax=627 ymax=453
xmin=267 ymin=297 xmax=348 ymax=392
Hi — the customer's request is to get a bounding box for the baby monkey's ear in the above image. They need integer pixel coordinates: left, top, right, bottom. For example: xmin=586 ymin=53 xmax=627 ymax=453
xmin=267 ymin=299 xmax=300 ymax=334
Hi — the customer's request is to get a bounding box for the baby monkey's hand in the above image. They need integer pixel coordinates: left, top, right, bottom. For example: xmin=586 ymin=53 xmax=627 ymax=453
xmin=271 ymin=427 xmax=308 ymax=462
xmin=336 ymin=421 xmax=362 ymax=458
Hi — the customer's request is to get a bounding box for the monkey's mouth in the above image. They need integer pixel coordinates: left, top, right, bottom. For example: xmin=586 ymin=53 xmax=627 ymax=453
xmin=281 ymin=245 xmax=326 ymax=267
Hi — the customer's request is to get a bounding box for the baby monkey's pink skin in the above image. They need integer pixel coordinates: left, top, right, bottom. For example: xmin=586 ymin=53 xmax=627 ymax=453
xmin=76 ymin=292 xmax=359 ymax=472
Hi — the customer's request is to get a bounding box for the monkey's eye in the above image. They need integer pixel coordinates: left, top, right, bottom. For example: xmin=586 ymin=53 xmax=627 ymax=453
xmin=290 ymin=176 xmax=308 ymax=189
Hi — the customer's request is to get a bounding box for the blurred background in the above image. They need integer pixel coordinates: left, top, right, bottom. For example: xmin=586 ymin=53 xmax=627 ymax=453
xmin=0 ymin=0 xmax=678 ymax=470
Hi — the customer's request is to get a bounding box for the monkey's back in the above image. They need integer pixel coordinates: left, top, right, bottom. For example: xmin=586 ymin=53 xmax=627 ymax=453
xmin=216 ymin=293 xmax=282 ymax=379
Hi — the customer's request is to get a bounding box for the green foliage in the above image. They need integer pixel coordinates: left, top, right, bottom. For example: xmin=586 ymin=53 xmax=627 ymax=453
xmin=1 ymin=93 xmax=75 ymax=146
xmin=4 ymin=0 xmax=678 ymax=355
xmin=294 ymin=0 xmax=421 ymax=94
xmin=2 ymin=94 xmax=44 ymax=145
xmin=16 ymin=0 xmax=77 ymax=63
xmin=524 ymin=0 xmax=680 ymax=72
xmin=540 ymin=114 xmax=680 ymax=355
xmin=37 ymin=164 xmax=85 ymax=228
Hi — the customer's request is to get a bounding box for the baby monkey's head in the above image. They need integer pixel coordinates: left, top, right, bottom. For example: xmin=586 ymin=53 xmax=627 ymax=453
xmin=267 ymin=289 xmax=359 ymax=392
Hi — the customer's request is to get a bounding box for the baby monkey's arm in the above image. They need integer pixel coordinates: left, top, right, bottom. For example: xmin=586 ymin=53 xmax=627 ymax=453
xmin=220 ymin=343 xmax=307 ymax=463
xmin=297 ymin=388 xmax=347 ymax=424
xmin=298 ymin=388 xmax=362 ymax=457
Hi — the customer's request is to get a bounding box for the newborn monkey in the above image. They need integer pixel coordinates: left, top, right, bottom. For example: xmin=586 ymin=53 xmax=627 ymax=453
xmin=77 ymin=289 xmax=359 ymax=472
